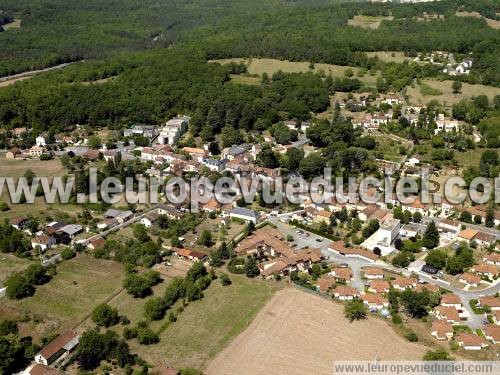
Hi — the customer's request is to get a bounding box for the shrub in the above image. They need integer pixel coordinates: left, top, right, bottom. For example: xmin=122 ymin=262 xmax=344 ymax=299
xmin=61 ymin=248 xmax=76 ymax=260
xmin=392 ymin=314 xmax=403 ymax=324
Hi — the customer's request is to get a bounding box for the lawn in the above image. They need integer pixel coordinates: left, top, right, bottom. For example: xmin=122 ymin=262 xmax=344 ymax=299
xmin=129 ymin=274 xmax=278 ymax=370
xmin=0 ymin=254 xmax=125 ymax=336
xmin=407 ymin=79 xmax=500 ymax=107
xmin=211 ymin=58 xmax=379 ymax=86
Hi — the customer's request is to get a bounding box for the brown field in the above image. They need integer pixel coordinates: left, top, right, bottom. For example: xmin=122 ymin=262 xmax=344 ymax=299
xmin=456 ymin=11 xmax=500 ymax=30
xmin=0 ymin=157 xmax=66 ymax=178
xmin=366 ymin=51 xmax=409 ymax=63
xmin=211 ymin=58 xmax=379 ymax=86
xmin=206 ymin=288 xmax=428 ymax=375
xmin=348 ymin=15 xmax=394 ymax=29
xmin=407 ymin=79 xmax=500 ymax=107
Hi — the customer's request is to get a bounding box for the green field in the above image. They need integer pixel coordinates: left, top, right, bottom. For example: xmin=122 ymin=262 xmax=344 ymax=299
xmin=0 ymin=253 xmax=30 ymax=286
xmin=0 ymin=255 xmax=125 ymax=336
xmin=128 ymin=274 xmax=278 ymax=370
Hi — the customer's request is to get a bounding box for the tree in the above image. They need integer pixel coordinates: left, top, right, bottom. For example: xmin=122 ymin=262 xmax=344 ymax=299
xmin=422 ymin=221 xmax=439 ymax=249
xmin=245 ymin=257 xmax=259 ymax=278
xmin=425 ymin=249 xmax=448 ymax=270
xmin=459 ymin=211 xmax=472 ymax=223
xmin=485 ymin=206 xmax=495 ymax=228
xmin=144 ymin=297 xmax=167 ymax=320
xmin=299 ymin=153 xmax=326 ymax=179
xmin=197 ymin=229 xmax=213 ymax=247
xmin=362 ymin=219 xmax=380 ymax=239
xmin=285 ymin=147 xmax=304 ymax=171
xmin=452 ymin=80 xmax=462 ymax=94
xmin=133 ymin=224 xmax=150 ymax=243
xmin=91 ymin=304 xmax=120 ymax=327
xmin=412 ymin=211 xmax=422 ymax=223
xmin=5 ymin=273 xmax=34 ymax=299
xmin=344 ymin=299 xmax=367 ymax=322
xmin=220 ymin=273 xmax=232 ymax=286
xmin=87 ymin=135 xmax=102 ymax=150
xmin=392 ymin=251 xmax=414 ymax=268
xmin=208 ymin=142 xmax=220 ymax=155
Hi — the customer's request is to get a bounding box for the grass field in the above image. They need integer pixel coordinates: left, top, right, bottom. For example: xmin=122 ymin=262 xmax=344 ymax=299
xmin=229 ymin=74 xmax=261 ymax=86
xmin=456 ymin=11 xmax=500 ymax=30
xmin=0 ymin=253 xmax=31 ymax=286
xmin=347 ymin=15 xmax=394 ymax=29
xmin=419 ymin=82 xmax=442 ymax=96
xmin=211 ymin=58 xmax=379 ymax=86
xmin=407 ymin=79 xmax=500 ymax=107
xmin=206 ymin=288 xmax=428 ymax=375
xmin=128 ymin=274 xmax=277 ymax=370
xmin=0 ymin=255 xmax=125 ymax=338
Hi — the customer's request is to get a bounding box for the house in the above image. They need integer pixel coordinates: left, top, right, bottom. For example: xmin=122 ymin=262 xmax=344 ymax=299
xmin=31 ymin=235 xmax=56 ymax=251
xmin=140 ymin=212 xmax=159 ymax=228
xmin=55 ymin=224 xmax=83 ymax=244
xmin=236 ymin=227 xmax=294 ymax=258
xmin=363 ymin=267 xmax=384 ymax=280
xmin=440 ymin=294 xmax=462 ymax=309
xmin=493 ymin=310 xmax=500 ymax=325
xmin=229 ymin=207 xmax=260 ymax=223
xmin=329 ymin=242 xmax=378 ymax=263
xmin=157 ymin=204 xmax=184 ymax=220
xmin=315 ymin=210 xmax=332 ymax=223
xmin=87 ymin=237 xmax=105 ymax=250
xmin=457 ymin=228 xmax=478 ymax=242
xmin=400 ymin=224 xmax=425 ymax=238
xmin=201 ymin=198 xmax=222 ymax=213
xmin=471 ymin=263 xmax=499 ymax=279
xmin=29 ymin=146 xmax=46 ymax=157
xmin=34 ymin=330 xmax=79 ymax=366
xmin=474 ymin=232 xmax=497 ymax=247
xmin=183 ymin=147 xmax=207 ymax=161
xmin=483 ymin=325 xmax=500 ymax=345
xmin=10 ymin=217 xmax=29 ymax=230
xmin=434 ymin=306 xmax=461 ymax=324
xmin=332 ymin=286 xmax=360 ymax=301
xmin=478 ymin=296 xmax=500 ymax=311
xmin=172 ymin=248 xmax=208 ymax=263
xmin=431 ymin=321 xmax=454 ymax=340
xmin=459 ymin=272 xmax=481 ymax=288
xmin=392 ymin=277 xmax=417 ymax=291
xmin=28 ymin=364 xmax=64 ymax=375
xmin=123 ymin=125 xmax=158 ymax=139
xmin=104 ymin=209 xmax=133 ymax=224
xmin=36 ymin=135 xmax=46 ymax=147
xmin=484 ymin=253 xmax=500 ymax=266
xmin=455 ymin=333 xmax=488 ymax=351
xmin=371 ymin=219 xmax=401 ymax=255
xmin=437 ymin=219 xmax=460 ymax=235
xmin=361 ymin=293 xmax=388 ymax=311
xmin=329 ymin=267 xmax=352 ymax=282
xmin=45 ymin=221 xmax=66 ymax=236
xmin=157 ymin=116 xmax=189 ymax=145
xmin=5 ymin=147 xmax=21 ymax=159
xmin=383 ymin=94 xmax=402 ymax=106
xmin=368 ymin=280 xmax=390 ymax=294
xmin=202 ymin=158 xmax=227 ymax=173
xmin=315 ymin=275 xmax=336 ymax=292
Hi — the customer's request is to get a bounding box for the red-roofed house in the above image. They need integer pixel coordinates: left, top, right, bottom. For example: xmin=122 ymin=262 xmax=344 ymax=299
xmin=431 ymin=321 xmax=454 ymax=341
xmin=459 ymin=272 xmax=481 ymax=288
xmin=456 ymin=333 xmax=489 ymax=350
xmin=332 ymin=286 xmax=360 ymax=301
xmin=35 ymin=330 xmax=79 ymax=366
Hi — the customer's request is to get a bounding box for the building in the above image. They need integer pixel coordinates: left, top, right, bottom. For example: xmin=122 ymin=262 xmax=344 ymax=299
xmin=459 ymin=272 xmax=481 ymax=288
xmin=27 ymin=364 xmax=64 ymax=375
xmin=361 ymin=293 xmax=388 ymax=311
xmin=35 ymin=330 xmax=79 ymax=366
xmin=332 ymin=286 xmax=360 ymax=301
xmin=87 ymin=237 xmax=105 ymax=250
xmin=478 ymin=296 xmax=500 ymax=311
xmin=5 ymin=147 xmax=21 ymax=159
xmin=229 ymin=207 xmax=260 ymax=223
xmin=315 ymin=275 xmax=336 ymax=292
xmin=140 ymin=212 xmax=159 ymax=228
xmin=10 ymin=217 xmax=29 ymax=230
xmin=471 ymin=263 xmax=499 ymax=279
xmin=202 ymin=158 xmax=227 ymax=172
xmin=31 ymin=235 xmax=56 ymax=251
xmin=55 ymin=224 xmax=83 ymax=244
xmin=368 ymin=280 xmax=390 ymax=294
xmin=431 ymin=321 xmax=454 ymax=340
xmin=483 ymin=324 xmax=500 ymax=345
xmin=434 ymin=306 xmax=461 ymax=324
xmin=157 ymin=204 xmax=184 ymax=220
xmin=363 ymin=267 xmax=384 ymax=280
xmin=35 ymin=135 xmax=46 ymax=147
xmin=440 ymin=294 xmax=462 ymax=309
xmin=329 ymin=241 xmax=378 ymax=263
xmin=123 ymin=125 xmax=158 ymax=139
xmin=392 ymin=277 xmax=417 ymax=291
xmin=172 ymin=248 xmax=208 ymax=263
xmin=329 ymin=267 xmax=352 ymax=282
xmin=456 ymin=333 xmax=488 ymax=351
xmin=104 ymin=209 xmax=133 ymax=224
xmin=484 ymin=253 xmax=500 ymax=266
xmin=157 ymin=116 xmax=189 ymax=145
xmin=29 ymin=146 xmax=46 ymax=157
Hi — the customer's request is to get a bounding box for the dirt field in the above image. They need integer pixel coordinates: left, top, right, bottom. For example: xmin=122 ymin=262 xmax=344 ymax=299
xmin=347 ymin=15 xmax=394 ymax=29
xmin=407 ymin=79 xmax=500 ymax=107
xmin=206 ymin=288 xmax=428 ymax=375
xmin=211 ymin=58 xmax=379 ymax=86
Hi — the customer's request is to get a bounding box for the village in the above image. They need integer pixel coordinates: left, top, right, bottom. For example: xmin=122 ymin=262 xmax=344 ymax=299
xmin=1 ymin=88 xmax=500 ymax=373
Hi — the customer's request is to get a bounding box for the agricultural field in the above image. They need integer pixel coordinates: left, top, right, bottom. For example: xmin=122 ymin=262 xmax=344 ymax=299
xmin=0 ymin=254 xmax=125 ymax=338
xmin=407 ymin=79 xmax=500 ymax=107
xmin=206 ymin=288 xmax=427 ymax=375
xmin=347 ymin=15 xmax=394 ymax=29
xmin=212 ymin=58 xmax=380 ymax=86
xmin=129 ymin=274 xmax=277 ymax=370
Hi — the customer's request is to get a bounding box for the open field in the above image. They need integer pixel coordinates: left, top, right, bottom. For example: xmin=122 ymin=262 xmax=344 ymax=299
xmin=0 ymin=253 xmax=31 ymax=286
xmin=366 ymin=51 xmax=409 ymax=63
xmin=407 ymin=79 xmax=500 ymax=107
xmin=211 ymin=58 xmax=379 ymax=86
xmin=206 ymin=288 xmax=428 ymax=375
xmin=0 ymin=157 xmax=66 ymax=178
xmin=347 ymin=15 xmax=394 ymax=29
xmin=0 ymin=255 xmax=124 ymax=338
xmin=456 ymin=11 xmax=500 ymax=30
xmin=129 ymin=274 xmax=277 ymax=370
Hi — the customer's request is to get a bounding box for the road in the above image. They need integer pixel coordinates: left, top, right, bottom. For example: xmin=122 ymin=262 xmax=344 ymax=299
xmin=422 ymin=216 xmax=500 ymax=239
xmin=0 ymin=61 xmax=80 ymax=82
xmin=270 ymin=215 xmax=499 ymax=329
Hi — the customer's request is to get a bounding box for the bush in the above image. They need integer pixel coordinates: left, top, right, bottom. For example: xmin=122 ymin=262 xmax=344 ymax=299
xmin=61 ymin=248 xmax=76 ymax=260
xmin=91 ymin=304 xmax=120 ymax=327
xmin=136 ymin=326 xmax=159 ymax=345
xmin=220 ymin=273 xmax=232 ymax=286
xmin=227 ymin=258 xmax=246 ymax=274
xmin=404 ymin=330 xmax=418 ymax=342
xmin=392 ymin=314 xmax=403 ymax=324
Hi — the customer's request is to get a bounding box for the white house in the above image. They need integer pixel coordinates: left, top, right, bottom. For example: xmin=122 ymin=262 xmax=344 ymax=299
xmin=35 ymin=135 xmax=46 ymax=147
xmin=31 ymin=235 xmax=56 ymax=252
xmin=35 ymin=331 xmax=79 ymax=366
xmin=157 ymin=116 xmax=189 ymax=145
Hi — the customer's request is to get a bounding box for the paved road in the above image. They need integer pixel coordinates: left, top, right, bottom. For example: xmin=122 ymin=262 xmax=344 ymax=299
xmin=0 ymin=61 xmax=80 ymax=82
xmin=270 ymin=216 xmax=499 ymax=329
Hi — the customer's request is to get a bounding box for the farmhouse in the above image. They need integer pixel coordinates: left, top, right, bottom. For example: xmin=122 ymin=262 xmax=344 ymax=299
xmin=430 ymin=321 xmax=454 ymax=341
xmin=172 ymin=248 xmax=208 ymax=263
xmin=35 ymin=330 xmax=79 ymax=366
xmin=455 ymin=333 xmax=488 ymax=351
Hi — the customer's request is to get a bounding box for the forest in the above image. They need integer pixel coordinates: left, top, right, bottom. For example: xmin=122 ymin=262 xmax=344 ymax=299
xmin=0 ymin=0 xmax=499 ymax=85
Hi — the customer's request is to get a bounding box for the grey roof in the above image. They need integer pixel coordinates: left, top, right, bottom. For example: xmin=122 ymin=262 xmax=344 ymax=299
xmin=104 ymin=209 xmax=124 ymax=218
xmin=230 ymin=207 xmax=260 ymax=219
xmin=117 ymin=210 xmax=133 ymax=220
xmin=63 ymin=336 xmax=80 ymax=351
xmin=58 ymin=224 xmax=83 ymax=236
